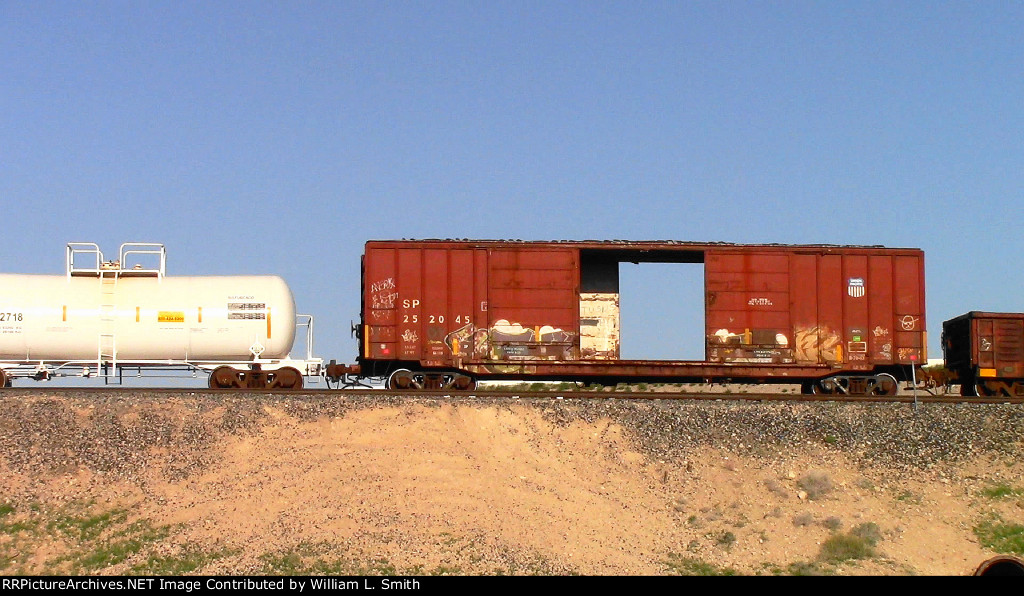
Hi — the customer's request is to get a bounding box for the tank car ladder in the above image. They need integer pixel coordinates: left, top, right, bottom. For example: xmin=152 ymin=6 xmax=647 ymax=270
xmin=97 ymin=266 xmax=119 ymax=382
xmin=67 ymin=242 xmax=167 ymax=384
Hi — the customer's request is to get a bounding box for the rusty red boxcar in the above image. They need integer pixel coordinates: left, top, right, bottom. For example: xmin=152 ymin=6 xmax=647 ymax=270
xmin=340 ymin=240 xmax=926 ymax=395
xmin=943 ymin=312 xmax=1024 ymax=396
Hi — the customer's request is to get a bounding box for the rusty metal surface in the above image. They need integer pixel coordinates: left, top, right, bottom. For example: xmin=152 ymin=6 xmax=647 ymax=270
xmin=363 ymin=239 xmax=920 ymax=252
xmin=705 ymin=250 xmax=926 ymax=368
xmin=464 ymin=359 xmax=831 ymax=381
xmin=359 ymin=240 xmax=926 ymax=383
xmin=944 ymin=312 xmax=1024 ymax=380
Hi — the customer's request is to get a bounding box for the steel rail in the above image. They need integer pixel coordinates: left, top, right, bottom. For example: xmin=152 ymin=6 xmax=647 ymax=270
xmin=0 ymin=386 xmax=1021 ymax=404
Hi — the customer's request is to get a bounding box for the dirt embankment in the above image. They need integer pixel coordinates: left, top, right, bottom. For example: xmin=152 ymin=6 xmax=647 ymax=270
xmin=1 ymin=391 xmax=1023 ymax=575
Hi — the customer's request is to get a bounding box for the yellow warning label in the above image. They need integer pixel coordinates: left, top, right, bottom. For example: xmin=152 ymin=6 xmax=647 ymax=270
xmin=979 ymin=368 xmax=997 ymax=378
xmin=158 ymin=311 xmax=185 ymax=323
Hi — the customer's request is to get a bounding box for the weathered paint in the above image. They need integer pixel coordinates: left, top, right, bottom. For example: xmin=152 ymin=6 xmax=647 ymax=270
xmin=579 ymin=292 xmax=620 ymax=359
xmin=358 ymin=240 xmax=926 ymax=382
xmin=704 ymin=249 xmax=925 ymax=368
xmin=944 ymin=312 xmax=1024 ymax=381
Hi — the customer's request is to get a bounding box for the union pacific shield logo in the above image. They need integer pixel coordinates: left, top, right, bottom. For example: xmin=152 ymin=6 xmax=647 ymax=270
xmin=848 ymin=277 xmax=865 ymax=298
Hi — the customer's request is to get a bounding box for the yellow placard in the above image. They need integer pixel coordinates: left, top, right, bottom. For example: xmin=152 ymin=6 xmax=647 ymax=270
xmin=158 ymin=311 xmax=185 ymax=323
xmin=979 ymin=368 xmax=997 ymax=378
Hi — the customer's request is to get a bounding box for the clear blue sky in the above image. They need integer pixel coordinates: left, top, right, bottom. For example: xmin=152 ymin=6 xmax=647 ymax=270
xmin=2 ymin=1 xmax=1022 ymax=365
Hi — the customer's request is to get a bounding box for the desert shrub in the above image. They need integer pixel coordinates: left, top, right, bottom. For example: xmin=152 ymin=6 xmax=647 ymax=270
xmin=817 ymin=533 xmax=875 ymax=563
xmin=764 ymin=479 xmax=789 ymax=498
xmin=792 ymin=512 xmax=815 ymax=527
xmin=822 ymin=517 xmax=843 ymax=531
xmin=974 ymin=517 xmax=1024 ymax=555
xmin=787 ymin=561 xmax=829 ymax=576
xmin=981 ymin=484 xmax=1024 ymax=499
xmin=850 ymin=522 xmax=882 ymax=545
xmin=715 ymin=531 xmax=737 ymax=549
xmin=664 ymin=553 xmax=737 ymax=576
xmin=797 ymin=471 xmax=834 ymax=500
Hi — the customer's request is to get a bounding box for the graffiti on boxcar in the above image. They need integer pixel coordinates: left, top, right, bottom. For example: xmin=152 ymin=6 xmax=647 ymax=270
xmin=370 ymin=278 xmax=396 ymax=294
xmin=487 ymin=319 xmax=575 ymax=360
xmin=370 ymin=277 xmax=398 ymax=310
xmin=487 ymin=320 xmax=573 ymax=343
xmin=711 ymin=329 xmax=744 ymax=344
xmin=872 ymin=326 xmax=893 ymax=361
xmin=706 ymin=328 xmax=794 ymax=363
xmin=443 ymin=323 xmax=477 ymax=356
xmin=794 ymin=326 xmax=841 ymax=363
xmin=491 ymin=320 xmax=534 ymax=342
xmin=897 ymin=347 xmax=920 ymax=361
xmin=709 ymin=329 xmax=790 ymax=347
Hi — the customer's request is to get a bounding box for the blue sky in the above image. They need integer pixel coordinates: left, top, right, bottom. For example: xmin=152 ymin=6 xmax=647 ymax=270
xmin=2 ymin=1 xmax=1022 ymax=366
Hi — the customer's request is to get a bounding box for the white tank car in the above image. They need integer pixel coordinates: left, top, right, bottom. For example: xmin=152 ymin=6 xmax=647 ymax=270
xmin=0 ymin=243 xmax=318 ymax=389
xmin=0 ymin=274 xmax=296 ymax=362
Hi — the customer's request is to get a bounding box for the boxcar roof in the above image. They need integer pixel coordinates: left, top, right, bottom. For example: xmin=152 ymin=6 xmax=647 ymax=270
xmin=365 ymin=239 xmax=923 ymax=254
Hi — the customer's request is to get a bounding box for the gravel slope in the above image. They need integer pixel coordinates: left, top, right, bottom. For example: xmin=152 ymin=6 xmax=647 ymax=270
xmin=1 ymin=390 xmax=1022 ymax=575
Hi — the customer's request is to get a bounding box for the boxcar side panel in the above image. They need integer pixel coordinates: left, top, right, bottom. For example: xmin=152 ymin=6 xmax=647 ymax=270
xmin=893 ymin=255 xmax=926 ymax=363
xmin=359 ymin=241 xmax=926 ymax=383
xmin=485 ymin=248 xmax=578 ymax=361
xmin=842 ymin=255 xmax=870 ymax=367
xmin=396 ymin=249 xmax=424 ymax=359
xmin=867 ymin=255 xmax=895 ymax=364
xmin=365 ymin=248 xmax=398 ymax=360
xmin=814 ymin=254 xmax=844 ymax=365
xmin=988 ymin=317 xmax=1024 ymax=378
xmin=705 ymin=252 xmax=792 ymax=364
xmin=790 ymin=254 xmax=819 ymax=364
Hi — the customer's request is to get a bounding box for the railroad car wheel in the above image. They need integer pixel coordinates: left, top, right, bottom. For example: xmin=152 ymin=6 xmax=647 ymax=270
xmin=961 ymin=379 xmax=996 ymax=397
xmin=801 ymin=381 xmax=823 ymax=394
xmin=435 ymin=373 xmax=477 ymax=390
xmin=0 ymin=369 xmax=9 ymax=388
xmin=268 ymin=367 xmax=303 ymax=390
xmin=452 ymin=374 xmax=476 ymax=390
xmin=976 ymin=381 xmax=997 ymax=396
xmin=424 ymin=373 xmax=448 ymax=390
xmin=810 ymin=378 xmax=838 ymax=395
xmin=872 ymin=374 xmax=899 ymax=396
xmin=386 ymin=369 xmax=423 ymax=390
xmin=209 ymin=366 xmax=244 ymax=389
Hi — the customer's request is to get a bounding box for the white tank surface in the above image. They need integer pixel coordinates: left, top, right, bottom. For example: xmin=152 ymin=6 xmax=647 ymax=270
xmin=0 ymin=243 xmax=296 ymax=365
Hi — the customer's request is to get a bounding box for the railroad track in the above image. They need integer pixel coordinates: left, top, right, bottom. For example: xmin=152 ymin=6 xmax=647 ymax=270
xmin=1 ymin=386 xmax=1021 ymax=404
